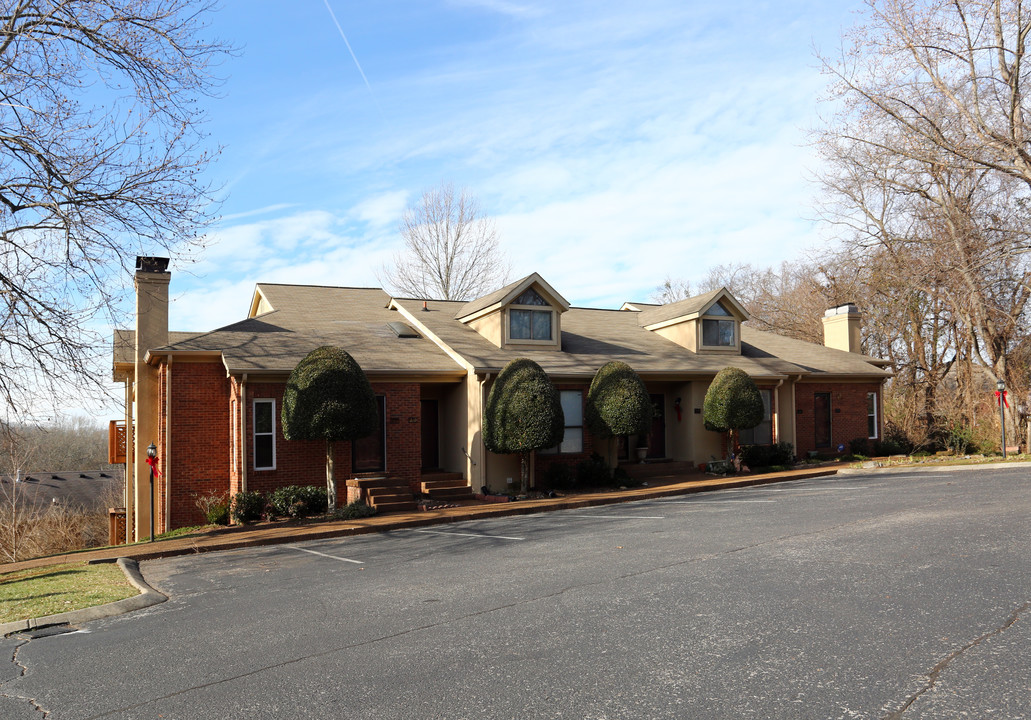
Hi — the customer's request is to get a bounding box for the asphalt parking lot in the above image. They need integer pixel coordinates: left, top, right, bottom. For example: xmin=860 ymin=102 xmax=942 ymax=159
xmin=2 ymin=464 xmax=1030 ymax=719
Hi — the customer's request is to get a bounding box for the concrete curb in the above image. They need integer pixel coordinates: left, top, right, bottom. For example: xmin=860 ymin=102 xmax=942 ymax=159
xmin=838 ymin=460 xmax=1031 ymax=475
xmin=1 ymin=558 xmax=167 ymax=637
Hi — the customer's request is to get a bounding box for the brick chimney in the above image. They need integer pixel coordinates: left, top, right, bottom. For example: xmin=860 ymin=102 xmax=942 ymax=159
xmin=822 ymin=303 xmax=863 ymax=354
xmin=133 ymin=256 xmax=170 ymax=540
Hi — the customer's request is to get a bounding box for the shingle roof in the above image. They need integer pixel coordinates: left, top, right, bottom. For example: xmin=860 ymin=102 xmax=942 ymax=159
xmin=636 ymin=287 xmax=749 ymax=326
xmin=153 ymin=284 xmax=465 ymax=376
xmin=741 ymin=326 xmax=891 ymax=377
xmin=394 ymin=298 xmax=847 ymax=379
xmin=454 ymin=276 xmax=528 ymax=319
xmin=126 ymin=283 xmax=888 ymax=381
xmin=0 ymin=469 xmax=123 ymax=511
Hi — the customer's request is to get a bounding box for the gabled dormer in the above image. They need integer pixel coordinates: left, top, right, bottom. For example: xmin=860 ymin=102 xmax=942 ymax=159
xmin=248 ymin=285 xmax=275 ymax=317
xmin=635 ymin=287 xmax=749 ymax=354
xmin=455 ymin=273 xmax=570 ymax=350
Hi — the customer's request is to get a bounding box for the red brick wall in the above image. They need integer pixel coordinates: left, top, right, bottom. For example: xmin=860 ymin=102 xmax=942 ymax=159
xmin=242 ymin=381 xmax=422 ymax=502
xmin=158 ymin=371 xmax=423 ymax=529
xmin=794 ymin=382 xmax=882 ymax=457
xmin=167 ymin=362 xmax=232 ymax=528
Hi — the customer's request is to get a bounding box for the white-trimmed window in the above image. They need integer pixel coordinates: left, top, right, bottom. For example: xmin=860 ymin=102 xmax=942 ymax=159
xmin=867 ymin=392 xmax=879 ymax=440
xmin=508 ymin=287 xmax=553 ymax=342
xmin=701 ymin=301 xmax=736 ymax=347
xmin=541 ymin=390 xmax=584 ymax=454
xmin=253 ymin=399 xmax=276 ymax=470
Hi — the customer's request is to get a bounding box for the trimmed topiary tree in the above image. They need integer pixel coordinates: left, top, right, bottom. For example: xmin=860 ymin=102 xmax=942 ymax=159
xmin=281 ymin=346 xmax=379 ymax=511
xmin=585 ymin=361 xmax=653 ymax=466
xmin=703 ymin=366 xmax=764 ymax=458
xmin=483 ymin=358 xmax=564 ymax=493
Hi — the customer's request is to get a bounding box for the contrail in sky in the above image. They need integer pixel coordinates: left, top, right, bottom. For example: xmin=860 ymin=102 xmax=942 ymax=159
xmin=322 ymin=0 xmax=380 ymax=111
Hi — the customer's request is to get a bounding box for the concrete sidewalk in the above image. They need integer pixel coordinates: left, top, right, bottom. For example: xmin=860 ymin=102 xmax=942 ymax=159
xmin=1 ymin=466 xmax=837 ymax=576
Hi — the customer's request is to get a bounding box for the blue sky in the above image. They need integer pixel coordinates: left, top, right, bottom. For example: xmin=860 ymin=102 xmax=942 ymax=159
xmin=151 ymin=0 xmax=865 ymax=335
xmin=84 ymin=0 xmax=867 ymax=420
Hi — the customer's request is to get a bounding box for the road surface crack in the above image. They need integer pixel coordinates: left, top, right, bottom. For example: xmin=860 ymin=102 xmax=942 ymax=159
xmin=884 ymin=600 xmax=1031 ymax=719
xmin=2 ymin=638 xmax=49 ymax=717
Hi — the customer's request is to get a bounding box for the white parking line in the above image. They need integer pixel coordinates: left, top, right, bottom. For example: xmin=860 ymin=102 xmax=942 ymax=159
xmin=567 ymin=514 xmax=666 ymax=519
xmin=798 ymin=487 xmax=868 ymax=491
xmin=284 ymin=545 xmax=364 ymax=564
xmin=663 ymin=499 xmax=776 ymax=504
xmin=413 ymin=529 xmax=525 ymax=541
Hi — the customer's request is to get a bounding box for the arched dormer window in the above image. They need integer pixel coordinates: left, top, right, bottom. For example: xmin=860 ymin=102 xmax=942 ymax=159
xmin=509 ymin=287 xmax=553 ymax=341
xmin=702 ymin=301 xmax=737 ymax=347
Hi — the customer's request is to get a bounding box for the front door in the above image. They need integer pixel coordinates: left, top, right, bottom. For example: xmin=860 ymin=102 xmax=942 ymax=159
xmin=421 ymin=399 xmax=439 ymax=470
xmin=353 ymin=396 xmax=386 ymax=473
xmin=814 ymin=392 xmax=832 ymax=449
xmin=647 ymin=393 xmax=666 ymax=458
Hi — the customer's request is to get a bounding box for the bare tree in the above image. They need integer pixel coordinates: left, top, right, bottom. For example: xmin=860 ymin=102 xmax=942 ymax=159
xmin=0 ymin=1 xmax=230 ymax=414
xmin=380 ymin=182 xmax=509 ymax=301
xmin=814 ymin=0 xmax=1031 ymax=448
xmin=823 ymin=0 xmax=1031 ymax=191
xmin=650 ymin=276 xmax=693 ymax=304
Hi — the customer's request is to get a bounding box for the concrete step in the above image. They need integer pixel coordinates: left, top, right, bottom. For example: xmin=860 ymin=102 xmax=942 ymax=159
xmin=421 ymin=477 xmax=474 ymax=500
xmin=371 ymin=500 xmax=418 ymax=513
xmin=349 ymin=475 xmax=407 ymax=490
xmin=426 ymin=486 xmax=475 ymax=499
xmin=421 ymin=471 xmax=464 ymax=482
xmin=367 ymin=492 xmax=413 ymax=504
xmin=420 ymin=479 xmax=467 ymax=492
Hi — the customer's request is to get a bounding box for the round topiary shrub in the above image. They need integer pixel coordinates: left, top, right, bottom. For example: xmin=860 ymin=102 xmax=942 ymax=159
xmin=585 ymin=361 xmax=652 ymax=439
xmin=483 ymin=358 xmax=563 ymax=493
xmin=703 ymin=367 xmax=764 ymax=454
xmin=282 ymin=347 xmax=378 ymax=443
xmin=282 ymin=346 xmax=379 ymax=510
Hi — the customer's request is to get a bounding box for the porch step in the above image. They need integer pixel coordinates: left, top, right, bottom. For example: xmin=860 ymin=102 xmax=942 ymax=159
xmin=420 ymin=474 xmax=474 ymax=501
xmin=370 ymin=499 xmax=418 ymax=512
xmin=351 ymin=475 xmax=418 ymax=513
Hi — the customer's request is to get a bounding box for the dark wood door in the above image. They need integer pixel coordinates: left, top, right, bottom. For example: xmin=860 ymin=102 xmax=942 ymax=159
xmin=421 ymin=399 xmax=439 ymax=470
xmin=353 ymin=396 xmax=386 ymax=473
xmin=647 ymin=393 xmax=665 ymax=458
xmin=814 ymin=392 xmax=832 ymax=449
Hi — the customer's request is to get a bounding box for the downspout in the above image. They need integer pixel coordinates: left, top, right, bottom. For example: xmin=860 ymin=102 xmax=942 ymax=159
xmin=240 ymin=373 xmax=248 ymax=493
xmin=791 ymin=374 xmax=803 ymax=454
xmin=124 ymin=379 xmax=135 ymax=542
xmin=771 ymin=377 xmax=784 ymax=443
xmin=164 ymin=356 xmax=172 ymax=533
xmin=478 ymin=373 xmax=491 ymax=489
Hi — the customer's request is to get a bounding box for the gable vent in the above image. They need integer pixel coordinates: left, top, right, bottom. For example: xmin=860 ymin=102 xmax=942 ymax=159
xmin=387 ymin=321 xmax=421 ymax=338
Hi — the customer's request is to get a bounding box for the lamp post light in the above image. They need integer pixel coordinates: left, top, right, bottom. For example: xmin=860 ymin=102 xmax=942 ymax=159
xmin=147 ymin=443 xmax=157 ymax=542
xmin=1019 ymin=403 xmax=1029 ymax=455
xmin=996 ymin=379 xmax=1007 ymax=459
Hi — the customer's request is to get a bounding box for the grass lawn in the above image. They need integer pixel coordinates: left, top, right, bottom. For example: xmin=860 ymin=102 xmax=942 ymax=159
xmin=0 ymin=563 xmax=136 ymax=624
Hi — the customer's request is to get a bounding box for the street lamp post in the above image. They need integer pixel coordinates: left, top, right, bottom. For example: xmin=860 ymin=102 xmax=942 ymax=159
xmin=147 ymin=443 xmax=157 ymax=542
xmin=996 ymin=379 xmax=1007 ymax=459
xmin=1019 ymin=403 xmax=1029 ymax=455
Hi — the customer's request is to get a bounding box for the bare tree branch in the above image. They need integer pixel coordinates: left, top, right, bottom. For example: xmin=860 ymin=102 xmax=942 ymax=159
xmin=379 ymin=182 xmax=510 ymax=301
xmin=0 ymin=0 xmax=231 ymax=414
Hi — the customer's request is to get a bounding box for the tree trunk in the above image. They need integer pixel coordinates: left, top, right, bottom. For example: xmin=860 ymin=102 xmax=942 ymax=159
xmin=520 ymin=452 xmax=529 ymax=494
xmin=326 ymin=439 xmax=336 ymax=511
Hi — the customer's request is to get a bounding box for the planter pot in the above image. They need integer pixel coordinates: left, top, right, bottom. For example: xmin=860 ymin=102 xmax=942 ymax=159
xmin=636 ymin=447 xmax=648 ymax=463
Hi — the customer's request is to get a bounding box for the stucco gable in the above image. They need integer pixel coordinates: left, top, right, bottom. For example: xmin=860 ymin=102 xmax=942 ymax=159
xmin=454 ymin=273 xmax=570 ymax=322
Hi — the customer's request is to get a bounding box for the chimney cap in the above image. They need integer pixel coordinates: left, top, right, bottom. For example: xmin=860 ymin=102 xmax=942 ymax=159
xmin=135 ymin=256 xmax=170 ymax=273
xmin=824 ymin=303 xmax=860 ymax=317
